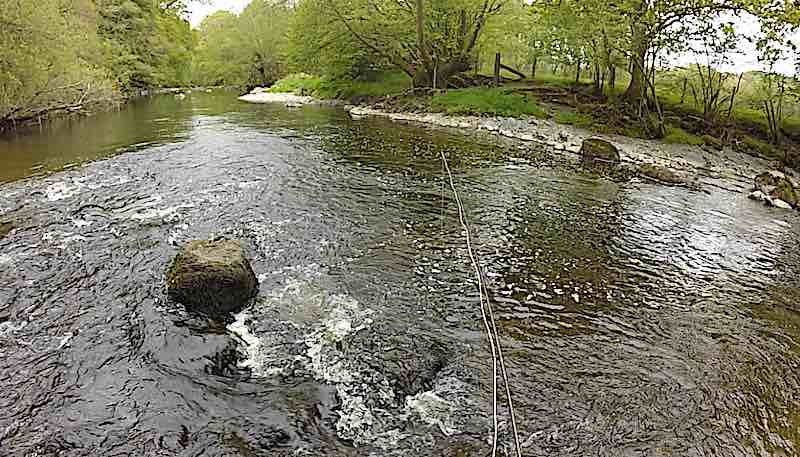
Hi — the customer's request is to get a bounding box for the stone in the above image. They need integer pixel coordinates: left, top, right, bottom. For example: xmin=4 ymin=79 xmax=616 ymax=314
xmin=771 ymin=199 xmax=793 ymax=210
xmin=166 ymin=238 xmax=258 ymax=317
xmin=0 ymin=221 xmax=13 ymax=240
xmin=580 ymin=138 xmax=620 ymax=169
xmin=753 ymin=170 xmax=798 ymax=208
xmin=638 ymin=163 xmax=689 ymax=185
xmin=748 ymin=190 xmax=768 ymax=202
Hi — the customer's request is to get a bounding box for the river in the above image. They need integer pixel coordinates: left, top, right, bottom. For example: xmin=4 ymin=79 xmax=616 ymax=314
xmin=1 ymin=90 xmax=799 ymax=456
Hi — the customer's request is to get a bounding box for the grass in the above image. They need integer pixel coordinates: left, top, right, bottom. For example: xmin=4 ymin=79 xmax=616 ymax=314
xmin=740 ymin=135 xmax=783 ymax=160
xmin=663 ymin=126 xmax=705 ymax=146
xmin=268 ymin=73 xmax=323 ymax=95
xmin=345 ymin=72 xmax=411 ymax=97
xmin=553 ymin=111 xmax=594 ymax=128
xmin=430 ymin=87 xmax=547 ymax=118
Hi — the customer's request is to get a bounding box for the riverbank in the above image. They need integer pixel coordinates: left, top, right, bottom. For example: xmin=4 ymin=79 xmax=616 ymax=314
xmin=240 ymin=88 xmax=790 ymax=194
xmin=0 ymin=86 xmax=233 ymax=134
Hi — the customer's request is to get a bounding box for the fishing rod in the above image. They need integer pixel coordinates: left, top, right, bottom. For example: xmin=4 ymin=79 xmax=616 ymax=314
xmin=440 ymin=150 xmax=522 ymax=457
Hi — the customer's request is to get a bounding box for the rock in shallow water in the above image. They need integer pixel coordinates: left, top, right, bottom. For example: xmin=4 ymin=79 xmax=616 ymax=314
xmin=638 ymin=163 xmax=689 ymax=185
xmin=166 ymin=238 xmax=258 ymax=318
xmin=580 ymin=138 xmax=620 ymax=169
xmin=0 ymin=221 xmax=13 ymax=240
xmin=748 ymin=190 xmax=768 ymax=202
xmin=752 ymin=170 xmax=798 ymax=209
xmin=771 ymin=198 xmax=793 ymax=210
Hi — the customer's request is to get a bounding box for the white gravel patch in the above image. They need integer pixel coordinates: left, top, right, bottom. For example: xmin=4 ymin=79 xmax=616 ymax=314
xmin=238 ymin=91 xmax=316 ymax=105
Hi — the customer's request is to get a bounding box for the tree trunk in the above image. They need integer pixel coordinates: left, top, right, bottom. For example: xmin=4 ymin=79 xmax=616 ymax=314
xmin=623 ymin=48 xmax=646 ymax=102
xmin=415 ymin=0 xmax=431 ymax=68
xmin=680 ymin=77 xmax=687 ymax=104
xmin=575 ymin=59 xmax=581 ymax=84
xmin=623 ymin=21 xmax=648 ymax=103
xmin=593 ymin=62 xmax=601 ymax=93
xmin=531 ymin=56 xmax=538 ymax=79
xmin=609 ymin=65 xmax=616 ymax=89
xmin=413 ymin=59 xmax=470 ymax=88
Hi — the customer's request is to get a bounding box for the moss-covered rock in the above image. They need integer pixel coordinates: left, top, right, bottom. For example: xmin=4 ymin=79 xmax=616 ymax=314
xmin=580 ymin=138 xmax=620 ymax=169
xmin=166 ymin=239 xmax=258 ymax=317
xmin=753 ymin=170 xmax=798 ymax=208
xmin=0 ymin=221 xmax=13 ymax=240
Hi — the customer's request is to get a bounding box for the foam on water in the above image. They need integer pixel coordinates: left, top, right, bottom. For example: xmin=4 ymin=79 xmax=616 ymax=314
xmin=405 ymin=376 xmax=474 ymax=437
xmin=228 ymin=311 xmax=286 ymax=376
xmin=44 ymin=180 xmax=84 ymax=201
xmin=131 ymin=203 xmax=195 ymax=221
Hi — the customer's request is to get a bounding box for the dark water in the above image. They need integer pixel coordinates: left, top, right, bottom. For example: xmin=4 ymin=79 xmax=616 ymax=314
xmin=1 ymin=91 xmax=799 ymax=456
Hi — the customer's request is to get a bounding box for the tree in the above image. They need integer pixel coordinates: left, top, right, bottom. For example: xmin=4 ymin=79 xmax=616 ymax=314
xmin=192 ymin=0 xmax=291 ymax=87
xmin=754 ymin=0 xmax=799 ymax=144
xmin=286 ymin=0 xmax=372 ymax=80
xmin=0 ymin=0 xmax=116 ymax=127
xmin=192 ymin=11 xmax=247 ymax=85
xmin=686 ymin=20 xmax=742 ymax=124
xmin=319 ymin=0 xmax=507 ymax=87
xmin=95 ymin=0 xmax=194 ymax=90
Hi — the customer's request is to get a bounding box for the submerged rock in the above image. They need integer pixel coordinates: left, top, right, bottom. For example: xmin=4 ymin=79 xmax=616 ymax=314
xmin=166 ymin=238 xmax=258 ymax=317
xmin=771 ymin=199 xmax=793 ymax=210
xmin=0 ymin=221 xmax=13 ymax=240
xmin=752 ymin=170 xmax=798 ymax=209
xmin=748 ymin=190 xmax=768 ymax=202
xmin=580 ymin=138 xmax=620 ymax=169
xmin=638 ymin=163 xmax=690 ymax=186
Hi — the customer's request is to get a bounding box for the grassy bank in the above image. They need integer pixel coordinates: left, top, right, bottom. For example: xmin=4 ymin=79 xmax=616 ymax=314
xmin=266 ymin=72 xmax=800 ymax=167
xmin=268 ymin=72 xmax=411 ymax=99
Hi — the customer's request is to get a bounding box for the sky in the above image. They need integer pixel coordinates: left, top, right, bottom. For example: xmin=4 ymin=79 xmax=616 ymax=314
xmin=187 ymin=0 xmax=798 ymax=75
xmin=188 ymin=0 xmax=250 ymax=26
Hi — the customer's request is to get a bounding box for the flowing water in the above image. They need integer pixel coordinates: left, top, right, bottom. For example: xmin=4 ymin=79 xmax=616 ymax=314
xmin=1 ymin=91 xmax=799 ymax=457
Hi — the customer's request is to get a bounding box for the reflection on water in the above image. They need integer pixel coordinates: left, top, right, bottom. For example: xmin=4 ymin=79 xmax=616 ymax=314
xmin=0 ymin=90 xmax=242 ymax=183
xmin=0 ymin=93 xmax=799 ymax=456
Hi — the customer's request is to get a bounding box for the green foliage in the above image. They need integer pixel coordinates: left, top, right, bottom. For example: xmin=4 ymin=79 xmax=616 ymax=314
xmin=269 ymin=71 xmax=411 ymax=99
xmin=287 ymin=0 xmax=506 ymax=86
xmin=0 ymin=0 xmax=117 ymax=124
xmin=285 ymin=0 xmax=370 ymax=80
xmin=95 ymin=0 xmax=194 ymax=89
xmin=268 ymin=73 xmax=323 ymax=95
xmin=663 ymin=126 xmax=705 ymax=146
xmin=192 ymin=0 xmax=292 ymax=87
xmin=430 ymin=88 xmax=547 ymax=117
xmin=191 ymin=12 xmax=245 ymax=86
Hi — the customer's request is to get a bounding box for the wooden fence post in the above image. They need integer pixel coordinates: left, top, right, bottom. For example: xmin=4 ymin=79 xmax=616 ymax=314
xmin=494 ymin=53 xmax=501 ymax=86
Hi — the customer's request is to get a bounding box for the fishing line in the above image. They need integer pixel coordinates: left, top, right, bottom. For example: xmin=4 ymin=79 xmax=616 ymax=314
xmin=440 ymin=150 xmax=522 ymax=457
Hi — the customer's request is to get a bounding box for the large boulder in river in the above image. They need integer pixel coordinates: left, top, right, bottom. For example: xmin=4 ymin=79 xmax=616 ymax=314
xmin=166 ymin=239 xmax=258 ymax=317
xmin=580 ymin=138 xmax=620 ymax=169
xmin=751 ymin=170 xmax=798 ymax=209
